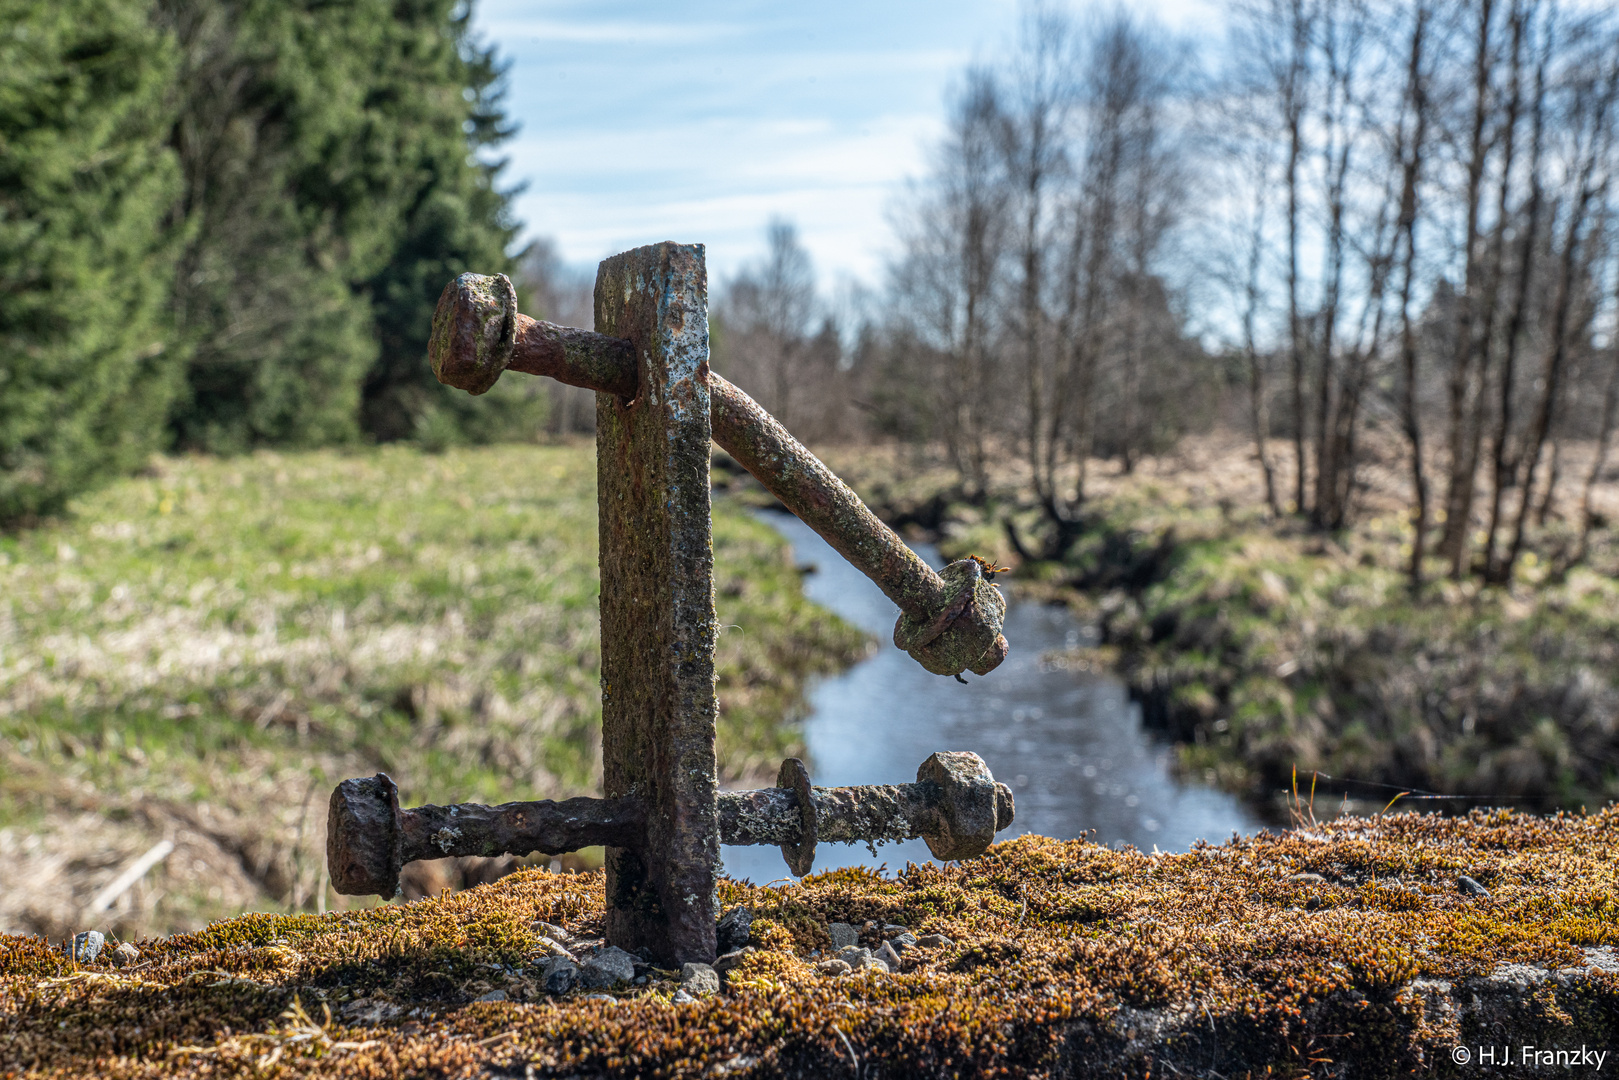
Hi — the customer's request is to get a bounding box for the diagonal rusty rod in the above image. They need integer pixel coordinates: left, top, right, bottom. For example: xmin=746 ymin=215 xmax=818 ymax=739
xmin=428 ymin=274 xmax=944 ymax=617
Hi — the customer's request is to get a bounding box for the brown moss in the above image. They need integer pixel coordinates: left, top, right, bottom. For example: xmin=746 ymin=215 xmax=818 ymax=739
xmin=3 ymin=808 xmax=1616 ymax=1078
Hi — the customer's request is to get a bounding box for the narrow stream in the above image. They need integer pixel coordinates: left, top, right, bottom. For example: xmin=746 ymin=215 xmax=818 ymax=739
xmin=720 ymin=511 xmax=1261 ymax=884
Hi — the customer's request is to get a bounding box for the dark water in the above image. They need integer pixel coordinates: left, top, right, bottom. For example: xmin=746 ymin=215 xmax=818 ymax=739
xmin=720 ymin=511 xmax=1261 ymax=884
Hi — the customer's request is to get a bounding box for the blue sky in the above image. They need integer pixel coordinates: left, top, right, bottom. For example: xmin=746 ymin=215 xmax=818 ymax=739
xmin=475 ymin=0 xmax=1219 ymax=289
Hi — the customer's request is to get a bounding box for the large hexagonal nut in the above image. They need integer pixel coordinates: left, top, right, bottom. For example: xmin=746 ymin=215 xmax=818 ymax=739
xmin=327 ymin=773 xmax=404 ymax=897
xmin=428 ymin=272 xmax=518 ymax=395
xmin=893 ymin=559 xmax=1008 ymax=678
xmin=917 ymin=751 xmax=1013 ymax=861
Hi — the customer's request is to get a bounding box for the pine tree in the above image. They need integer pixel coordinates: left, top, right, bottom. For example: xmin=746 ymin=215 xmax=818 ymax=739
xmin=0 ymin=0 xmax=183 ymax=522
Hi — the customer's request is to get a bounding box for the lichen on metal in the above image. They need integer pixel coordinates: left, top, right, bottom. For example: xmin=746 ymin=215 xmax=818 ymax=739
xmin=593 ymin=242 xmax=720 ymax=965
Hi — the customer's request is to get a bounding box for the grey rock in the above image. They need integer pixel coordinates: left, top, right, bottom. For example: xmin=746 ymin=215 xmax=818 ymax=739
xmin=671 ymin=988 xmax=697 ymax=1004
xmin=579 ymin=946 xmax=637 ymax=990
xmin=532 ymin=920 xmax=575 ymax=943
xmin=875 ymin=941 xmax=904 ymax=969
xmin=110 ymin=942 xmax=140 ymax=967
xmin=849 ymin=953 xmax=890 ymax=974
xmin=68 ymin=931 xmax=103 ymax=964
xmin=815 ymin=959 xmax=852 ymax=977
xmin=1457 ymin=875 xmax=1490 ymax=896
xmin=827 ymin=922 xmax=859 ymax=950
xmin=889 ymin=932 xmax=918 ymax=952
xmin=535 ymin=935 xmax=573 ymax=959
xmin=583 ymin=993 xmax=617 ymax=1004
xmin=1289 ymin=873 xmax=1327 ymax=884
xmin=837 ymin=945 xmax=872 ymax=965
xmin=474 ymin=989 xmax=507 ymax=1003
xmin=716 ymin=906 xmax=753 ymax=954
xmin=538 ymin=956 xmax=579 ymax=996
xmin=915 ymin=933 xmax=953 ymax=948
xmin=882 ymin=924 xmax=910 ymax=937
xmin=680 ymin=962 xmax=720 ymax=996
xmin=712 ymin=948 xmax=755 ymax=976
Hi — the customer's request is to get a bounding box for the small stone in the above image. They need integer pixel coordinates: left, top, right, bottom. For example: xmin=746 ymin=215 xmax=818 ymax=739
xmin=583 ymin=993 xmax=617 ymax=1004
xmin=671 ymin=988 xmax=697 ymax=1004
xmin=68 ymin=931 xmax=104 ymax=964
xmin=882 ymin=924 xmax=910 ymax=937
xmin=1457 ymin=875 xmax=1490 ymax=897
xmin=716 ymin=906 xmax=753 ymax=954
xmin=712 ymin=948 xmax=755 ymax=976
xmin=837 ymin=945 xmax=872 ymax=965
xmin=532 ymin=920 xmax=574 ymax=942
xmin=889 ymin=933 xmax=918 ymax=952
xmin=535 ymin=936 xmax=573 ymax=959
xmin=578 ymin=946 xmax=637 ymax=990
xmin=680 ymin=962 xmax=720 ymax=996
xmin=828 ymin=922 xmax=859 ymax=950
xmin=849 ymin=953 xmax=889 ymax=974
xmin=473 ymin=989 xmax=507 ymax=1003
xmin=915 ymin=934 xmax=953 ymax=948
xmin=110 ymin=942 xmax=140 ymax=967
xmin=1290 ymin=873 xmax=1327 ymax=884
xmin=538 ymin=956 xmax=579 ymax=995
xmin=815 ymin=959 xmax=852 ymax=977
xmin=875 ymin=941 xmax=903 ymax=969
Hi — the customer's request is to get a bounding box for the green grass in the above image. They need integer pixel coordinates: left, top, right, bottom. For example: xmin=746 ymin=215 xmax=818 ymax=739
xmin=0 ymin=443 xmax=867 ymax=934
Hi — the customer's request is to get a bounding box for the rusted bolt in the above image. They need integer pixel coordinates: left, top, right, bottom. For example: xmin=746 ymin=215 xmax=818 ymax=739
xmin=717 ymin=751 xmax=1016 ymax=866
xmin=427 ymin=272 xmax=1009 ymax=678
xmin=327 ymin=774 xmax=646 ymax=897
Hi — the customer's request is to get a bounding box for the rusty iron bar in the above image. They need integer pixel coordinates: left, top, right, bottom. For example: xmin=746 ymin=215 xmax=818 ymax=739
xmin=428 ymin=272 xmax=1008 ymax=679
xmin=326 ymin=774 xmax=645 ymax=897
xmin=327 ymin=753 xmax=1016 ymax=897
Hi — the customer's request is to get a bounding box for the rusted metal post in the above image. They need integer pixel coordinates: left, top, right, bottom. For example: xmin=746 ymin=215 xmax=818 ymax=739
xmin=327 ymin=247 xmax=1023 ymax=968
xmin=428 ymin=271 xmax=1008 ymax=679
xmin=591 ymin=243 xmax=719 ymax=965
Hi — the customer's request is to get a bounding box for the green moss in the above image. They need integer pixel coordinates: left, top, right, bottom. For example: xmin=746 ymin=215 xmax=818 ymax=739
xmin=4 ymin=809 xmax=1615 ymax=1077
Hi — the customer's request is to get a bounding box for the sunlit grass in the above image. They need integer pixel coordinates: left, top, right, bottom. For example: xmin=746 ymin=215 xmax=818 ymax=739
xmin=0 ymin=443 xmax=867 ymax=934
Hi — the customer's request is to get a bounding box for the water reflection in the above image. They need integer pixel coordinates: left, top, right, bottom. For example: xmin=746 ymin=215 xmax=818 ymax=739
xmin=720 ymin=511 xmax=1260 ymax=884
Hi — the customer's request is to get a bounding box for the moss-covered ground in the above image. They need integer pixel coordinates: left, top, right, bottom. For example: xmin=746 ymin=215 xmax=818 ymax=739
xmin=800 ymin=438 xmax=1619 ymax=817
xmin=3 ymin=809 xmax=1616 ymax=1079
xmin=0 ymin=444 xmax=866 ymax=938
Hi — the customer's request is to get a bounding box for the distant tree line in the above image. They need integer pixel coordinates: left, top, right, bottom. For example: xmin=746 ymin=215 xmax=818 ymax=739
xmin=1220 ymin=0 xmax=1619 ymax=585
xmin=0 ymin=0 xmax=528 ymax=523
xmin=536 ymin=0 xmax=1619 ymax=583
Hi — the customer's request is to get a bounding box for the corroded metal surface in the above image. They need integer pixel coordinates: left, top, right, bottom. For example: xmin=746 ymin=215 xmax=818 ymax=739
xmin=716 ymin=752 xmax=1016 ymax=863
xmin=424 ymin=272 xmax=1009 ymax=679
xmin=594 ymin=243 xmax=720 ymax=966
xmin=776 ymin=757 xmax=817 ymax=876
xmin=327 ymin=774 xmax=645 ymax=897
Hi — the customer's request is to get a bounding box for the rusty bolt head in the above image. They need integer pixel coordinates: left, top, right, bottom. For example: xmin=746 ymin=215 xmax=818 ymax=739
xmin=893 ymin=558 xmax=1008 ymax=678
xmin=917 ymin=751 xmax=1008 ymax=861
xmin=327 ymin=773 xmax=404 ymax=896
xmin=428 ymin=272 xmax=518 ymax=396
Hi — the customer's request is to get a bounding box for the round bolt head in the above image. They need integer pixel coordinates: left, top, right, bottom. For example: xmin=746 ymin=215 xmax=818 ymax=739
xmin=327 ymin=773 xmax=404 ymax=896
xmin=917 ymin=751 xmax=1000 ymax=861
xmin=428 ymin=272 xmax=518 ymax=395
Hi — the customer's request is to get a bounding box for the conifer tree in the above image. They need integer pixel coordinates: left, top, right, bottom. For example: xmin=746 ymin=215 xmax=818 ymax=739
xmin=0 ymin=0 xmax=182 ymax=522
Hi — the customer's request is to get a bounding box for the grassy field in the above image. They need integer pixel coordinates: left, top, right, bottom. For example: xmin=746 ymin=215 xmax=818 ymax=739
xmin=810 ymin=437 xmax=1619 ymax=816
xmin=0 ymin=444 xmax=866 ymax=939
